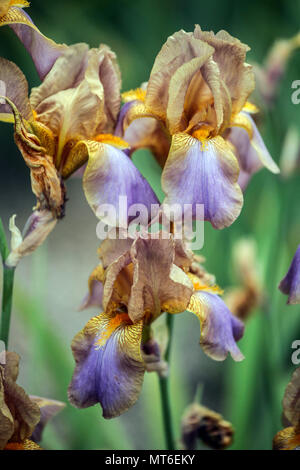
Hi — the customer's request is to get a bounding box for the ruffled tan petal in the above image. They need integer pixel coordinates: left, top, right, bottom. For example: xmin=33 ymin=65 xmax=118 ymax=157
xmin=97 ymin=45 xmax=121 ymax=132
xmin=31 ymin=44 xmax=108 ymax=168
xmin=98 ymin=233 xmax=134 ymax=268
xmin=0 ymin=368 xmax=14 ymax=450
xmin=282 ymin=368 xmax=300 ymax=428
xmin=29 ymin=43 xmax=89 ymax=109
xmin=194 ymin=26 xmax=255 ymax=116
xmin=146 ymin=30 xmax=213 ymax=120
xmin=128 ymin=234 xmax=193 ymax=322
xmin=1 ymin=352 xmax=40 ymax=445
xmin=166 ymin=43 xmax=214 ymax=134
xmin=102 ymin=251 xmax=132 ymax=312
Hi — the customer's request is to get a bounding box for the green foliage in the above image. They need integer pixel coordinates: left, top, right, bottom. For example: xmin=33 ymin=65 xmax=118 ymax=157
xmin=1 ymin=0 xmax=300 ymax=450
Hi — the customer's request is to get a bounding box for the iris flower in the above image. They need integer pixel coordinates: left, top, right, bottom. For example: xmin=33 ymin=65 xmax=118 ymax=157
xmin=273 ymin=367 xmax=300 ymax=450
xmin=118 ymin=26 xmax=279 ymax=229
xmin=68 ymin=232 xmax=244 ymax=418
xmin=0 ymin=4 xmax=158 ymax=227
xmin=279 ymin=245 xmax=300 ymax=304
xmin=0 ymin=351 xmax=65 ymax=450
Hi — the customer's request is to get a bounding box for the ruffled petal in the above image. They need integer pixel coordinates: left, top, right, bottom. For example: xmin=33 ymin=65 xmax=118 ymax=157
xmin=97 ymin=45 xmax=121 ymax=132
xmin=128 ymin=234 xmax=193 ymax=322
xmin=0 ymin=6 xmax=66 ymax=80
xmin=98 ymin=232 xmax=134 ymax=268
xmin=279 ymin=246 xmax=300 ymax=305
xmin=0 ymin=369 xmax=14 ymax=450
xmin=146 ymin=30 xmax=214 ymax=120
xmin=102 ymin=233 xmax=193 ymax=322
xmin=0 ymin=57 xmax=32 ymax=121
xmin=68 ymin=312 xmax=145 ymax=418
xmin=187 ymin=293 xmax=245 ymax=361
xmin=166 ymin=44 xmax=214 ymax=134
xmin=3 ymin=354 xmax=40 ymax=443
xmin=82 ymin=141 xmax=159 ymax=225
xmin=194 ymin=26 xmax=255 ymax=115
xmin=29 ymin=43 xmax=89 ymax=110
xmin=228 ymin=112 xmax=279 ymax=188
xmin=31 ymin=45 xmax=113 ymax=167
xmin=162 ymin=133 xmax=243 ymax=229
xmin=282 ymin=368 xmax=300 ymax=428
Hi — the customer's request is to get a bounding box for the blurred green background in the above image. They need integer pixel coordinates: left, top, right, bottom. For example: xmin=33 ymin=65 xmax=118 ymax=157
xmin=0 ymin=0 xmax=300 ymax=450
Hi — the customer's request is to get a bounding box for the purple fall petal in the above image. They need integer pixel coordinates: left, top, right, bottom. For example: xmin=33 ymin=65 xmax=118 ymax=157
xmin=162 ymin=134 xmax=243 ymax=229
xmin=228 ymin=112 xmax=279 ymax=190
xmin=83 ymin=143 xmax=159 ymax=226
xmin=6 ymin=8 xmax=65 ymax=79
xmin=68 ymin=312 xmax=145 ymax=419
xmin=279 ymin=245 xmax=300 ymax=304
xmin=195 ymin=291 xmax=245 ymax=361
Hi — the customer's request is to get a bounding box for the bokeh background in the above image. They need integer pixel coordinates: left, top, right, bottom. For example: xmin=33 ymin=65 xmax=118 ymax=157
xmin=0 ymin=0 xmax=300 ymax=450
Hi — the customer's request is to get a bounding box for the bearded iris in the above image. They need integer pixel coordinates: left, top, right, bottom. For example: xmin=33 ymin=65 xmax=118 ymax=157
xmin=273 ymin=367 xmax=300 ymax=450
xmin=68 ymin=232 xmax=244 ymax=418
xmin=0 ymin=4 xmax=158 ymax=232
xmin=0 ymin=351 xmax=65 ymax=450
xmin=118 ymin=26 xmax=280 ymax=229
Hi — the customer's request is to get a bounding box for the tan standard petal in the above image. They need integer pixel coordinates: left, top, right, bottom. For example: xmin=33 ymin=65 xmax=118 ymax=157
xmin=146 ymin=30 xmax=214 ymax=121
xmin=103 ymin=256 xmax=133 ymax=314
xmin=96 ymin=45 xmax=121 ymax=132
xmin=166 ymin=44 xmax=215 ymax=134
xmin=194 ymin=26 xmax=255 ymax=116
xmin=283 ymin=368 xmax=300 ymax=428
xmin=31 ymin=46 xmax=106 ymax=168
xmin=0 ymin=368 xmax=14 ymax=450
xmin=98 ymin=233 xmax=134 ymax=268
xmin=30 ymin=43 xmax=89 ymax=109
xmin=128 ymin=234 xmax=193 ymax=322
xmin=1 ymin=352 xmax=40 ymax=445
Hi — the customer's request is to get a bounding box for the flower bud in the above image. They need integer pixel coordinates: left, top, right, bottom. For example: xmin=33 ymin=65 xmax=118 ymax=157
xmin=181 ymin=403 xmax=234 ymax=450
xmin=5 ymin=211 xmax=56 ymax=268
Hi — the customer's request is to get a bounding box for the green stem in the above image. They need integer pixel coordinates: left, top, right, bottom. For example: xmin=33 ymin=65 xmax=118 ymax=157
xmin=158 ymin=314 xmax=175 ymax=450
xmin=0 ymin=218 xmax=15 ymax=348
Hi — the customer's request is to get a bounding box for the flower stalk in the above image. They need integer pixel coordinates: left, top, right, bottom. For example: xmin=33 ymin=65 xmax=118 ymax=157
xmin=0 ymin=218 xmax=15 ymax=347
xmin=158 ymin=314 xmax=175 ymax=450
